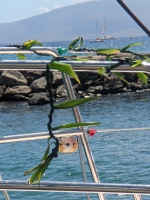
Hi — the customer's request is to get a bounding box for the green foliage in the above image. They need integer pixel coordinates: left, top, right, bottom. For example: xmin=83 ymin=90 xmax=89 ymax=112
xmin=114 ymin=72 xmax=129 ymax=84
xmin=16 ymin=54 xmax=26 ymax=60
xmin=52 ymin=122 xmax=101 ymax=131
xmin=94 ymin=42 xmax=148 ymax=85
xmin=106 ymin=55 xmax=112 ymax=61
xmin=98 ymin=67 xmax=107 ymax=76
xmin=95 ymin=42 xmax=144 ymax=56
xmin=95 ymin=48 xmax=120 ymax=55
xmin=54 ymin=97 xmax=97 ymax=109
xmin=23 ymin=39 xmax=43 ymax=49
xmin=137 ymin=73 xmax=148 ymax=84
xmin=121 ymin=42 xmax=144 ymax=52
xmin=72 ymin=57 xmax=89 ymax=61
xmin=21 ymin=38 xmax=101 ymax=184
xmin=68 ymin=36 xmax=84 ymax=50
xmin=24 ymin=139 xmax=52 ymax=184
xmin=16 ymin=39 xmax=43 ymax=60
xmin=48 ymin=61 xmax=80 ymax=85
xmin=74 ymin=36 xmax=84 ymax=50
xmin=130 ymin=60 xmax=142 ymax=67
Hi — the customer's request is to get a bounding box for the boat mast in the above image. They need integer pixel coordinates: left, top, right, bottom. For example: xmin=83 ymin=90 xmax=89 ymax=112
xmin=102 ymin=18 xmax=106 ymax=39
xmin=96 ymin=18 xmax=99 ymax=39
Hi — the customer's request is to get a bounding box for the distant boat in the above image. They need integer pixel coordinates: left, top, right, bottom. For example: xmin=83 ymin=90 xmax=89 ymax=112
xmin=130 ymin=35 xmax=135 ymax=39
xmin=90 ymin=19 xmax=104 ymax=42
xmin=90 ymin=38 xmax=104 ymax=42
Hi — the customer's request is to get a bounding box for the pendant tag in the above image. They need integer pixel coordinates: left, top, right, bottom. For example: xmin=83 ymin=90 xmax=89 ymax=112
xmin=59 ymin=136 xmax=78 ymax=153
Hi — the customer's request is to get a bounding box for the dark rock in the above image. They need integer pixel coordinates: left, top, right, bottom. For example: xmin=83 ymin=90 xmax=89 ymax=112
xmin=24 ymin=71 xmax=45 ymax=79
xmin=0 ymin=70 xmax=27 ymax=87
xmin=111 ymin=53 xmax=135 ymax=61
xmin=0 ymin=85 xmax=6 ymax=100
xmin=123 ymin=73 xmax=138 ymax=83
xmin=28 ymin=92 xmax=50 ymax=105
xmin=127 ymin=82 xmax=142 ymax=91
xmin=81 ymin=80 xmax=93 ymax=90
xmin=103 ymin=73 xmax=124 ymax=94
xmin=71 ymin=72 xmax=98 ymax=85
xmin=30 ymin=77 xmax=47 ymax=93
xmin=11 ymin=95 xmax=30 ymax=101
xmin=86 ymin=85 xmax=103 ymax=94
xmin=24 ymin=71 xmax=45 ymax=85
xmin=26 ymin=76 xmax=34 ymax=85
xmin=141 ymin=83 xmax=149 ymax=89
xmin=55 ymin=85 xmax=67 ymax=98
xmin=85 ymin=55 xmax=106 ymax=61
xmin=52 ymin=71 xmax=63 ymax=89
xmin=4 ymin=86 xmax=32 ymax=101
xmin=91 ymin=79 xmax=104 ymax=86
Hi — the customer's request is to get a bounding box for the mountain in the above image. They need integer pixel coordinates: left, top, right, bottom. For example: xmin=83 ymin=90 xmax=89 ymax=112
xmin=0 ymin=0 xmax=149 ymax=44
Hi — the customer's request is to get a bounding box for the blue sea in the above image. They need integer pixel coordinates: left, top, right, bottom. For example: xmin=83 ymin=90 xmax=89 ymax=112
xmin=0 ymin=36 xmax=150 ymax=200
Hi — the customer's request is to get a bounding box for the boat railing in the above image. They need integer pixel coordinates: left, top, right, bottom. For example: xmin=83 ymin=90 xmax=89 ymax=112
xmin=0 ymin=180 xmax=150 ymax=196
xmin=0 ymin=47 xmax=150 ymax=200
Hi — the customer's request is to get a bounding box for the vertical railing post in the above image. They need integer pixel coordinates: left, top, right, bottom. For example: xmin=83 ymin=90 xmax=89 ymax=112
xmin=0 ymin=175 xmax=10 ymax=200
xmin=62 ymin=73 xmax=105 ymax=200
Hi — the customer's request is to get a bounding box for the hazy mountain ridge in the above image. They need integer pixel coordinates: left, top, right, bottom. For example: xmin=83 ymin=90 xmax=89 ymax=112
xmin=0 ymin=0 xmax=149 ymax=44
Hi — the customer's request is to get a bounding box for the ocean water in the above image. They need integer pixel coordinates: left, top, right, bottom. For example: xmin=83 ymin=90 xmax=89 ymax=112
xmin=1 ymin=35 xmax=150 ymax=61
xmin=0 ymin=37 xmax=150 ymax=199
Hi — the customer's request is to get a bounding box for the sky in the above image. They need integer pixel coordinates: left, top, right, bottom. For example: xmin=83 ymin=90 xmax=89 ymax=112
xmin=1 ymin=0 xmax=150 ymax=25
xmin=0 ymin=0 xmax=94 ymax=24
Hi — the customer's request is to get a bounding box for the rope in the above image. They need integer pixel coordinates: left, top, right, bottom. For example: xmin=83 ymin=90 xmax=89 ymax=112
xmin=11 ymin=43 xmax=60 ymax=158
xmin=46 ymin=64 xmax=59 ymax=158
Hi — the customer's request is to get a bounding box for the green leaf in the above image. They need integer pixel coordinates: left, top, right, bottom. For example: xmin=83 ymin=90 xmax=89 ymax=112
xmin=24 ymin=163 xmax=42 ymax=176
xmin=121 ymin=42 xmax=144 ymax=52
xmin=54 ymin=97 xmax=97 ymax=109
xmin=95 ymin=48 xmax=120 ymax=55
xmin=143 ymin=58 xmax=150 ymax=62
xmin=75 ymin=37 xmax=84 ymax=50
xmin=17 ymin=54 xmax=26 ymax=60
xmin=137 ymin=73 xmax=148 ymax=84
xmin=106 ymin=55 xmax=112 ymax=61
xmin=25 ymin=151 xmax=53 ymax=184
xmin=48 ymin=61 xmax=80 ymax=85
xmin=24 ymin=139 xmax=51 ymax=177
xmin=24 ymin=158 xmax=49 ymax=176
xmin=23 ymin=40 xmax=43 ymax=49
xmin=52 ymin=122 xmax=101 ymax=131
xmin=68 ymin=36 xmax=81 ymax=50
xmin=141 ymin=56 xmax=149 ymax=60
xmin=28 ymin=159 xmax=51 ymax=184
xmin=130 ymin=60 xmax=142 ymax=67
xmin=98 ymin=67 xmax=107 ymax=76
xmin=114 ymin=72 xmax=129 ymax=84
xmin=73 ymin=57 xmax=89 ymax=61
xmin=41 ymin=140 xmax=51 ymax=162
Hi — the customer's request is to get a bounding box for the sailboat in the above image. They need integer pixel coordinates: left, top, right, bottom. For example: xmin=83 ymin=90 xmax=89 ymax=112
xmin=102 ymin=18 xmax=114 ymax=40
xmin=90 ymin=19 xmax=104 ymax=42
xmin=130 ymin=35 xmax=135 ymax=39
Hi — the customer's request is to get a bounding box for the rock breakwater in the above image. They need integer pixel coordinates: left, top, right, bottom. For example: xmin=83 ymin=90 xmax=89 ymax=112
xmin=0 ymin=68 xmax=150 ymax=105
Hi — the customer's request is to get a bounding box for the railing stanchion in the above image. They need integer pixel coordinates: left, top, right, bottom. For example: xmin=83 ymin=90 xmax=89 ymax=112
xmin=62 ymin=73 xmax=105 ymax=200
xmin=0 ymin=175 xmax=10 ymax=200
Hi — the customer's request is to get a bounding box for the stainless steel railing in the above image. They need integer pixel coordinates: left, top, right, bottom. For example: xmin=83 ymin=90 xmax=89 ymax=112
xmin=0 ymin=181 xmax=150 ymax=195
